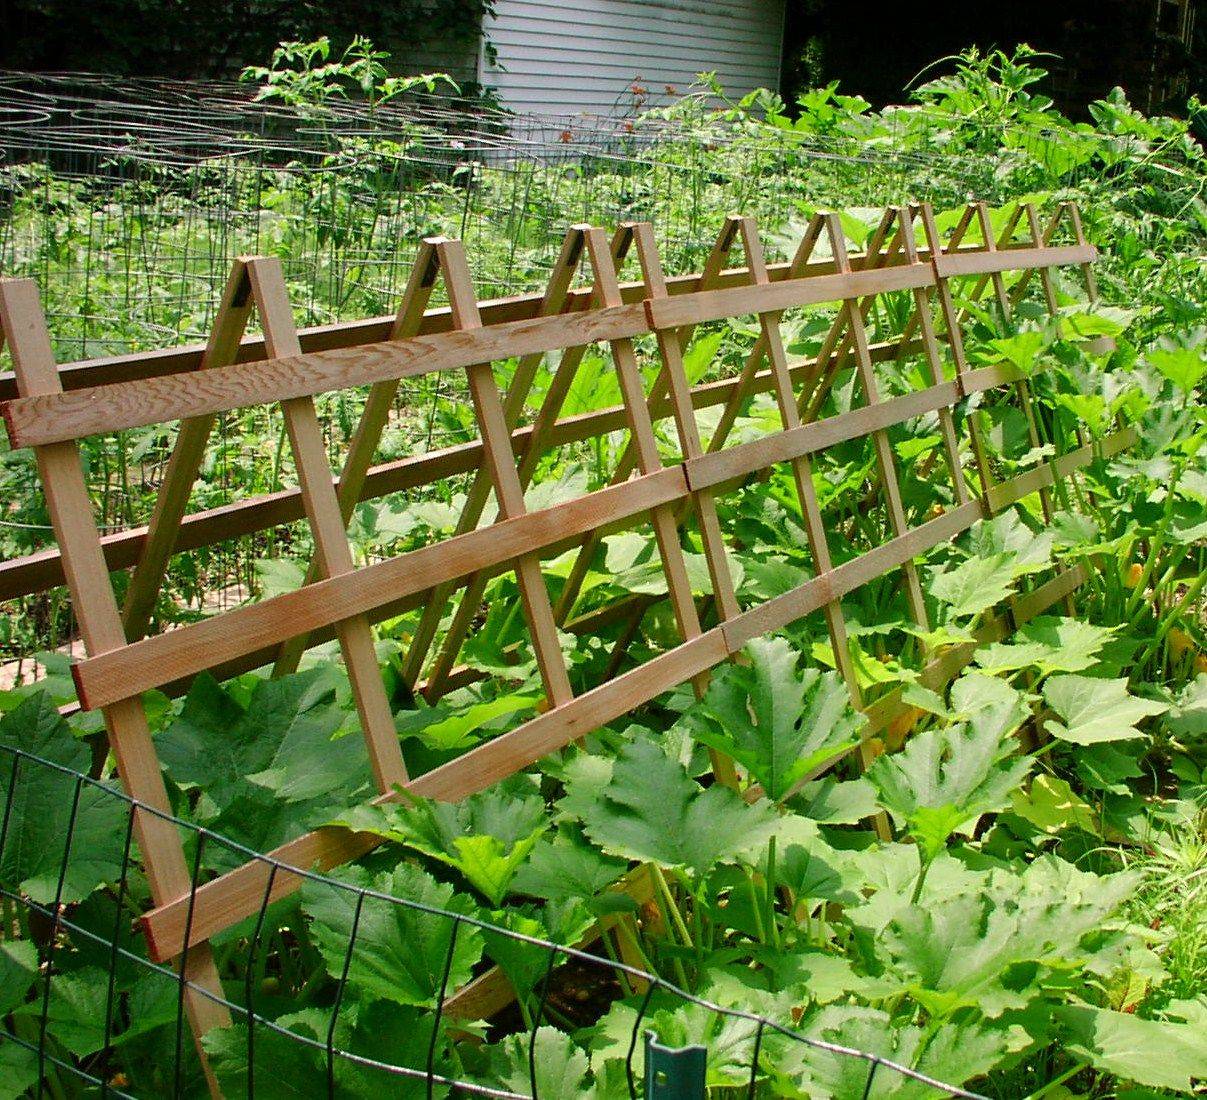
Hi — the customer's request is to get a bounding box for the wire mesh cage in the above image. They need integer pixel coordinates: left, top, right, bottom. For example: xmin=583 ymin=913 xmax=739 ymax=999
xmin=0 ymin=738 xmax=988 ymax=1099
xmin=0 ymin=70 xmax=1014 ymax=362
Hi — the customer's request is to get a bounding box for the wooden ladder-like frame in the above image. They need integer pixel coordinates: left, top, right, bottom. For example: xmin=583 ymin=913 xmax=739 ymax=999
xmin=0 ymin=200 xmax=1118 ymax=1095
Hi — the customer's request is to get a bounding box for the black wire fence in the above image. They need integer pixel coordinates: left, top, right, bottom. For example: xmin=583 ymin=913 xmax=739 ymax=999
xmin=0 ymin=741 xmax=987 ymax=1099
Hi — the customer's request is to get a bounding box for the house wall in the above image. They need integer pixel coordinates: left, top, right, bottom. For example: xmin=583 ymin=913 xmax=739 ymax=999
xmin=479 ymin=0 xmax=785 ymax=117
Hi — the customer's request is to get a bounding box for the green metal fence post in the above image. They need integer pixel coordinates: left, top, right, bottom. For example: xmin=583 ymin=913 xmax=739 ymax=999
xmin=644 ymin=1031 xmax=707 ymax=1099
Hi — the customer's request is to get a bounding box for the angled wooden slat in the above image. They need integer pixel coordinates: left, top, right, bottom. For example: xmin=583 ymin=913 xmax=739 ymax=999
xmin=121 ymin=260 xmax=256 ymax=641
xmin=632 ymin=221 xmax=740 ymax=624
xmin=0 ymin=279 xmax=231 ymax=1093
xmin=431 ymin=239 xmax=574 ymax=709
xmin=243 ymin=258 xmax=409 ymax=793
xmin=974 ymin=201 xmax=1057 ymax=526
xmin=273 ymin=238 xmax=442 ymax=675
xmin=400 ymin=228 xmax=590 ymax=691
xmin=550 ymin=218 xmax=743 ymax=626
xmin=823 ymin=212 xmax=930 ymax=636
xmin=416 ymin=226 xmax=619 ymax=698
xmin=577 ymin=226 xmax=718 ymax=712
xmin=893 ymin=204 xmax=971 ymax=507
xmin=916 ymin=202 xmax=996 ymax=502
xmin=800 ymin=210 xmax=906 ymax=423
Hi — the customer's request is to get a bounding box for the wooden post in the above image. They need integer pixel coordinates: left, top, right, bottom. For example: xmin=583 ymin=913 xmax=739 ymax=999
xmin=403 ymin=230 xmax=591 ymax=693
xmin=273 ymin=239 xmax=442 ymax=675
xmin=428 ymin=239 xmax=575 ymax=709
xmin=823 ymin=213 xmax=929 ymax=634
xmin=243 ymin=258 xmax=410 ymax=792
xmin=121 ymin=260 xmax=257 ymax=640
xmin=0 ymin=279 xmax=231 ymax=1095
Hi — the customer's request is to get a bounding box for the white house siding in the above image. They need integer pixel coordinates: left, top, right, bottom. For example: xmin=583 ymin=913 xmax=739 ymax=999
xmin=479 ymin=0 xmax=785 ymax=118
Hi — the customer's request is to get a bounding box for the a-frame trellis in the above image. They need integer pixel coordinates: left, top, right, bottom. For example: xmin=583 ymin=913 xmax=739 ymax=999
xmin=0 ymin=200 xmax=1127 ymax=1093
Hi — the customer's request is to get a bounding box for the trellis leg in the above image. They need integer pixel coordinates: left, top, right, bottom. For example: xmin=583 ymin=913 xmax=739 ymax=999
xmin=551 ymin=220 xmax=744 ymax=625
xmin=403 ymin=229 xmax=591 ymax=693
xmin=0 ymin=279 xmax=231 ymax=1094
xmin=1066 ymin=203 xmax=1099 ymax=304
xmin=580 ymin=228 xmax=715 ymax=696
xmin=799 ymin=208 xmax=904 ymax=422
xmin=895 ymin=205 xmax=970 ymax=507
xmin=632 ymin=222 xmax=741 ymax=625
xmin=704 ymin=214 xmax=826 ymax=450
xmin=419 ymin=228 xmax=627 ymax=700
xmin=121 ymin=260 xmax=257 ymax=641
xmin=916 ymin=203 xmax=996 ymax=507
xmin=823 ymin=214 xmax=930 ymax=635
xmin=243 ymin=258 xmax=410 ymax=792
xmin=430 ymin=239 xmax=575 ymax=708
xmin=974 ymin=202 xmax=1058 ymax=526
xmin=274 ymin=239 xmax=442 ymax=676
xmin=733 ymin=220 xmax=890 ymax=838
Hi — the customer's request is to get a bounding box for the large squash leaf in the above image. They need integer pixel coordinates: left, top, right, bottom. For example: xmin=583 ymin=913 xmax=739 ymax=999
xmin=0 ymin=693 xmax=126 ymax=903
xmin=301 ymin=863 xmax=483 ymax=1008
xmin=687 ymin=637 xmax=864 ymax=801
xmin=330 ymin=779 xmax=547 ymax=906
xmin=866 ymin=710 xmax=1031 ymax=862
xmin=1043 ymin=675 xmax=1168 ymax=745
xmin=1055 ymin=1005 xmax=1207 ymax=1092
xmin=561 ymin=736 xmax=778 ymax=878
xmin=158 ymin=669 xmax=370 ymax=810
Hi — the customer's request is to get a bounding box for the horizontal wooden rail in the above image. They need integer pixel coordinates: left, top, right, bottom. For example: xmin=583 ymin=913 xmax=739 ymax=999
xmin=933 ymin=243 xmax=1096 ymax=278
xmin=71 ymin=466 xmax=688 ymax=709
xmin=138 ymin=423 xmax=1133 ymax=963
xmin=0 ymin=334 xmax=923 ymax=602
xmin=644 ymin=263 xmax=933 ymax=330
xmin=0 ymin=242 xmax=1094 ymax=449
xmin=0 ymin=239 xmax=1019 ymax=402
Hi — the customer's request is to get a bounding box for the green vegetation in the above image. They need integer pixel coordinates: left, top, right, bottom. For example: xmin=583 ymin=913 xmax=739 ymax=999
xmin=0 ymin=46 xmax=1204 ymax=1097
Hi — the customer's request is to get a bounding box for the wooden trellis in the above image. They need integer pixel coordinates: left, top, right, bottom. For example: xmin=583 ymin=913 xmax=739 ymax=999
xmin=0 ymin=200 xmax=1129 ymax=1091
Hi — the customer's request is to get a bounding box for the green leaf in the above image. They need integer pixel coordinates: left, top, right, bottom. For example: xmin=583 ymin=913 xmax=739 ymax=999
xmin=929 ymin=553 xmax=1016 ymax=619
xmin=867 ymin=713 xmax=1031 ymax=861
xmin=787 ymin=1006 xmax=1011 ymax=1098
xmin=989 ymin=329 xmax=1047 ymax=373
xmin=301 ymin=863 xmax=483 ymax=1007
xmin=788 ymin=776 xmax=879 ymax=824
xmin=480 ymin=900 xmax=594 ymax=1009
xmin=159 ymin=669 xmax=369 ymax=810
xmin=0 ymin=942 xmax=37 ymax=1015
xmin=511 ymin=831 xmax=627 ymax=902
xmin=974 ymin=616 xmax=1114 ymax=676
xmin=205 ymin=1003 xmax=441 ymax=1099
xmin=1056 ymin=1005 xmax=1207 ymax=1092
xmin=881 ymin=857 xmax=1137 ymax=1019
xmin=771 ymin=817 xmax=860 ymax=904
xmin=330 ymin=781 xmax=547 ymax=907
xmin=486 ymin=1027 xmax=591 ymax=1097
xmin=1043 ymin=675 xmax=1168 ymax=745
xmin=0 ymin=693 xmax=126 ymax=903
xmin=1146 ymin=346 xmax=1206 ymax=395
xmin=396 ymin=694 xmax=539 ymax=752
xmin=562 ymin=736 xmax=779 ymax=877
xmin=1010 ymin=773 xmax=1099 ymax=835
xmin=687 ymin=637 xmax=864 ymax=800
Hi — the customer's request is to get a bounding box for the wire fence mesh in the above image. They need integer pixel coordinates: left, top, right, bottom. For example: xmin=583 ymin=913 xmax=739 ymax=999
xmin=0 ymin=741 xmax=988 ymax=1099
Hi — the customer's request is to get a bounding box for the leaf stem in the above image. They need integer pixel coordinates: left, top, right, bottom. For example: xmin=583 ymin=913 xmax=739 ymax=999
xmin=651 ymin=865 xmax=694 ymax=950
xmin=910 ymin=849 xmax=933 ymax=905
